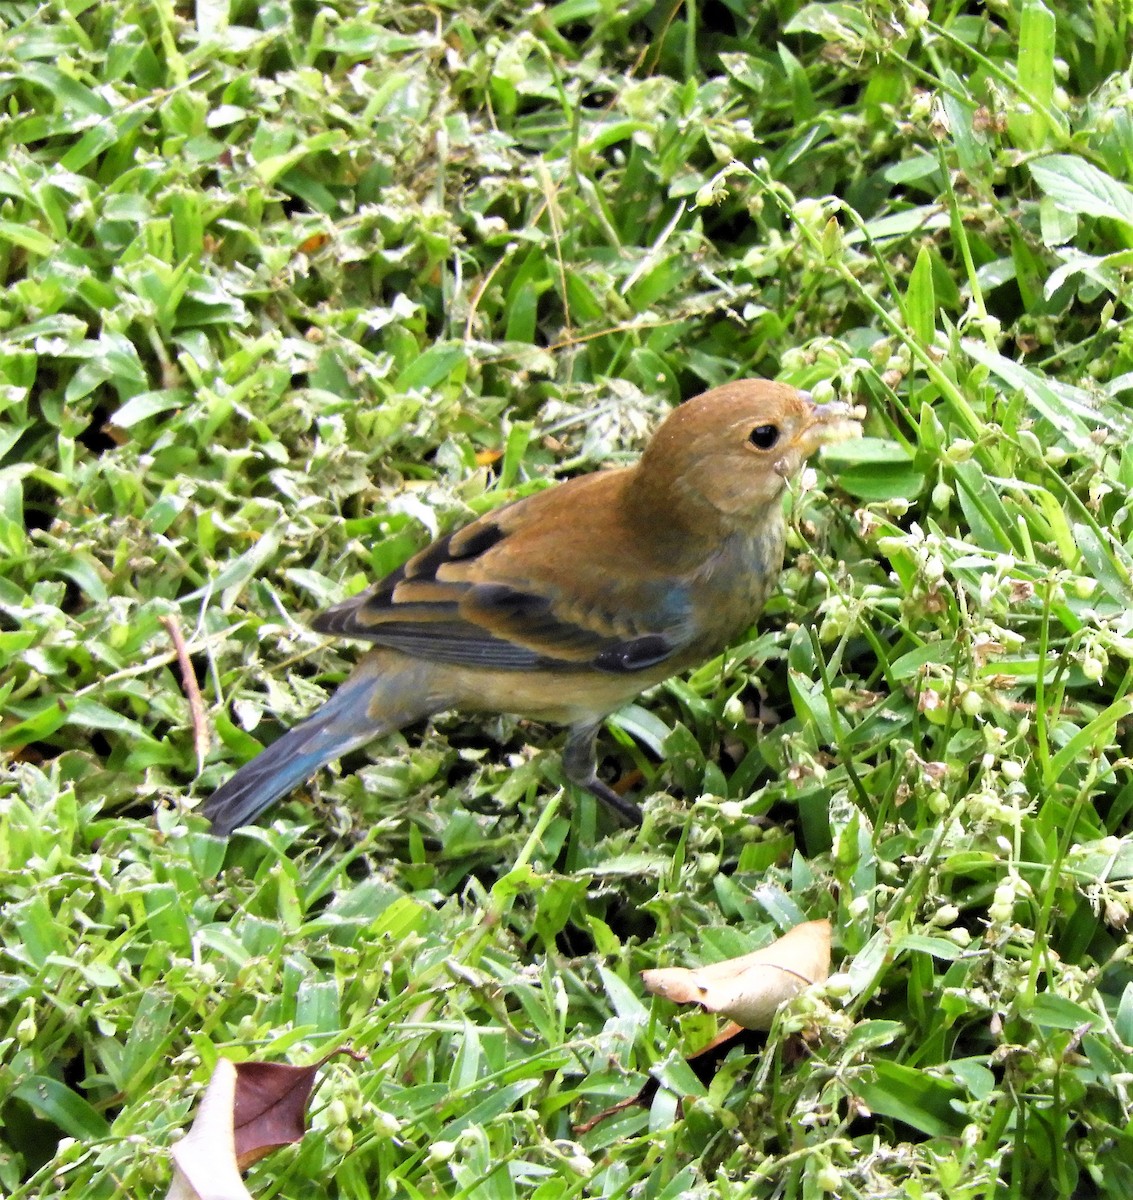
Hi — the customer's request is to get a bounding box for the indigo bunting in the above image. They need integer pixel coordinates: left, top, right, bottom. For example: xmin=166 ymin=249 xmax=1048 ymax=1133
xmin=201 ymin=380 xmax=861 ymax=835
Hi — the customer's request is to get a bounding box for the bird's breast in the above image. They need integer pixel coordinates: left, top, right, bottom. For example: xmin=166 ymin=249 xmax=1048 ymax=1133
xmin=685 ymin=518 xmax=787 ymax=656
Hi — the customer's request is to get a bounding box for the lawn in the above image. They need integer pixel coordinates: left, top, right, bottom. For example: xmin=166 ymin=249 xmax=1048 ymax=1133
xmin=3 ymin=0 xmax=1133 ymax=1196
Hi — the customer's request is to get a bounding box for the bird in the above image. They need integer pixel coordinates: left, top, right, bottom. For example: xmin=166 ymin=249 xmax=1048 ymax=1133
xmin=200 ymin=379 xmax=861 ymax=836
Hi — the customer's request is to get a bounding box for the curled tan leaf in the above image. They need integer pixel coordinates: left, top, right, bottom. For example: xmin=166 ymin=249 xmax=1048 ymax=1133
xmin=167 ymin=1058 xmax=252 ymax=1200
xmin=641 ymin=919 xmax=832 ymax=1030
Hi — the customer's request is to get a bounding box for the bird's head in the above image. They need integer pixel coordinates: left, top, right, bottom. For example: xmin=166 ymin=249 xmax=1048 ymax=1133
xmin=634 ymin=379 xmax=862 ymax=526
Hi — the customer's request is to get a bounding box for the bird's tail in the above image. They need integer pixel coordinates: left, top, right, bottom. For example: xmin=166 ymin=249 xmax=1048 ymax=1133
xmin=199 ymin=657 xmax=438 ymax=837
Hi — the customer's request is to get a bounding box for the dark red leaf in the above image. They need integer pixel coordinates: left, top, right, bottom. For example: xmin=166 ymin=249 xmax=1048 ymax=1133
xmin=232 ymin=1062 xmax=319 ymax=1165
xmin=232 ymin=1048 xmax=365 ymax=1167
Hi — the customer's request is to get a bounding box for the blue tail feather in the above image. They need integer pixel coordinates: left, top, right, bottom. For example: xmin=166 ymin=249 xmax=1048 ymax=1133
xmin=201 ymin=673 xmax=392 ymax=836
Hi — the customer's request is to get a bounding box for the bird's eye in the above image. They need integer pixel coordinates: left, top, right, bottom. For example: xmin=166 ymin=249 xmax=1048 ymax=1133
xmin=749 ymin=424 xmax=780 ymax=450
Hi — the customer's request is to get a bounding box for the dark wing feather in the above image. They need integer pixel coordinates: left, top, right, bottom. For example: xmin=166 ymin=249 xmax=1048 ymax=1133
xmin=312 ymin=527 xmax=474 ymax=640
xmin=310 ymin=515 xmax=693 ymax=674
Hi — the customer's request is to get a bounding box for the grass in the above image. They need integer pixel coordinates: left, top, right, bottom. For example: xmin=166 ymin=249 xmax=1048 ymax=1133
xmin=3 ymin=0 xmax=1133 ymax=1195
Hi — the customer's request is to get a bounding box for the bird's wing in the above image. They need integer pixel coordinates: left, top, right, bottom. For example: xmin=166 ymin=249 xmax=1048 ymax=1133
xmin=311 ymin=497 xmax=693 ymax=674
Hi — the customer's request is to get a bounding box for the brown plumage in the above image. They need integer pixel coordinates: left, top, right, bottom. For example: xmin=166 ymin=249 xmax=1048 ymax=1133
xmin=201 ymin=380 xmax=861 ymax=835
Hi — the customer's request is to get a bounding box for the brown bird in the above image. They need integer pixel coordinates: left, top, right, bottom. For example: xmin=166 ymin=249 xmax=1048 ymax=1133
xmin=201 ymin=380 xmax=861 ymax=835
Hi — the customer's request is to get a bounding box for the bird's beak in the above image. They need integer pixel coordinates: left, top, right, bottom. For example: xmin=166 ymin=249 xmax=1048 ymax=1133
xmin=795 ymin=391 xmax=865 ymax=457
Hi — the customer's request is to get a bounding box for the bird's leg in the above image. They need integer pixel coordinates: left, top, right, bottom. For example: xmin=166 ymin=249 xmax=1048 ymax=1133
xmin=562 ymin=722 xmax=643 ymax=827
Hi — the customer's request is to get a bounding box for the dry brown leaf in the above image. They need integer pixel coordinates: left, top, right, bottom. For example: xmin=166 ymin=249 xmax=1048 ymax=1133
xmin=230 ymin=1061 xmax=323 ymax=1167
xmin=167 ymin=1049 xmax=364 ymax=1198
xmin=641 ymin=919 xmax=831 ymax=1030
